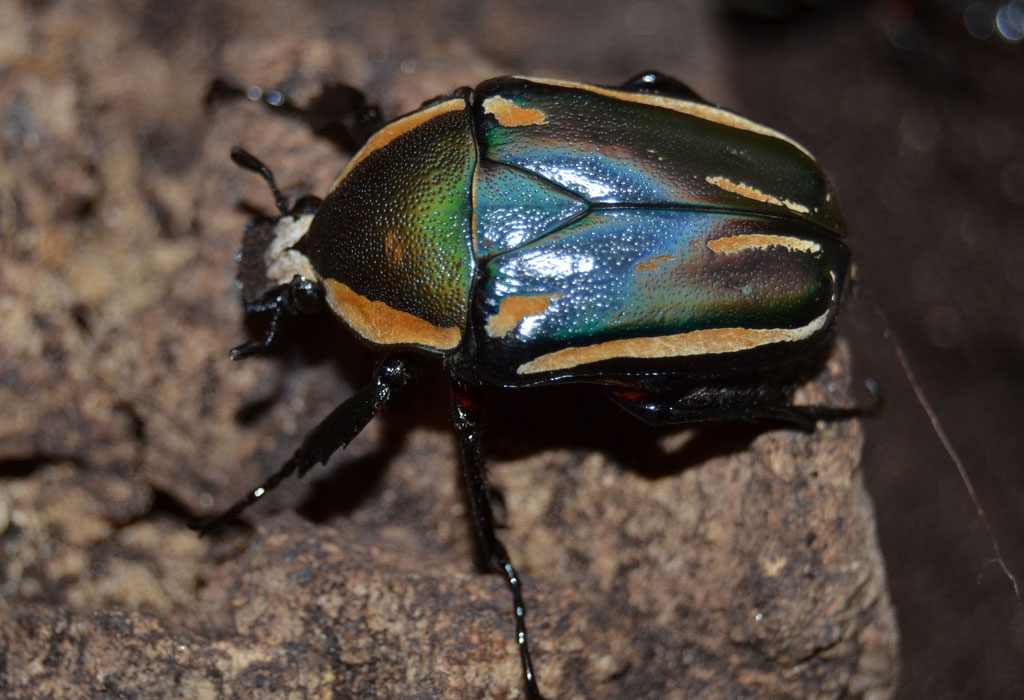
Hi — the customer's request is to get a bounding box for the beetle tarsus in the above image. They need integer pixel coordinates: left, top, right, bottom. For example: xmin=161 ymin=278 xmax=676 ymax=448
xmin=302 ymin=82 xmax=384 ymax=152
xmin=766 ymin=403 xmax=865 ymax=426
xmin=212 ymin=78 xmax=383 ymax=153
xmin=194 ymin=356 xmax=411 ymax=535
xmin=251 ymin=82 xmax=384 ymax=152
xmin=450 ymin=379 xmax=547 ymax=700
xmin=230 ymin=305 xmax=283 ymax=360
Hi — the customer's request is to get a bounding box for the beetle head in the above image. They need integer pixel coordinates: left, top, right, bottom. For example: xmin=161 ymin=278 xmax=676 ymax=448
xmin=237 ymin=210 xmax=319 ymax=304
xmin=231 ymin=147 xmax=323 ymax=304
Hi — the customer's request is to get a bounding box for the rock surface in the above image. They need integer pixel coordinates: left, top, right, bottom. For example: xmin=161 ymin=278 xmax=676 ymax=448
xmin=0 ymin=1 xmax=897 ymax=697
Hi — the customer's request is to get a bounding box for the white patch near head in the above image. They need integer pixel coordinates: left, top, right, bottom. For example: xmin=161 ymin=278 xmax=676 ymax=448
xmin=264 ymin=213 xmax=318 ymax=285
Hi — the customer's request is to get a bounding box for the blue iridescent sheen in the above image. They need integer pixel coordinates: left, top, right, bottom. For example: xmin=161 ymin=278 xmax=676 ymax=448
xmin=473 ymin=78 xmax=845 ymax=235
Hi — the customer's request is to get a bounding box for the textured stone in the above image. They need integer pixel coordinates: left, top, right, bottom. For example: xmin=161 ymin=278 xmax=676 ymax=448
xmin=0 ymin=1 xmax=897 ymax=697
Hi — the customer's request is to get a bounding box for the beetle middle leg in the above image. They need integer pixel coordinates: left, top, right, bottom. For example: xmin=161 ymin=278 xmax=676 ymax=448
xmin=449 ymin=377 xmax=547 ymax=700
xmin=194 ymin=356 xmax=411 ymax=534
xmin=207 ymin=78 xmax=384 ymax=152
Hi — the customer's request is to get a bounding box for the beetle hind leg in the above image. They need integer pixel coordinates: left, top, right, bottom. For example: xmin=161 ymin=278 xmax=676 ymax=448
xmin=449 ymin=378 xmax=548 ymax=700
xmin=607 ymin=383 xmax=866 ymax=430
xmin=618 ymin=71 xmax=712 ymax=105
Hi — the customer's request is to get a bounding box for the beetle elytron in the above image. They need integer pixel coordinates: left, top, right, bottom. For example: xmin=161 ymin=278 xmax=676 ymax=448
xmin=201 ymin=72 xmax=858 ymax=699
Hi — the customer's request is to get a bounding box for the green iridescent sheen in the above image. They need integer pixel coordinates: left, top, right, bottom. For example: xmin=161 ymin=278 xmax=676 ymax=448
xmin=303 ymin=103 xmax=477 ymax=340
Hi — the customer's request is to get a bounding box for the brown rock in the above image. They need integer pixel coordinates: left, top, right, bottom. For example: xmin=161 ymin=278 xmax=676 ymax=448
xmin=0 ymin=1 xmax=897 ymax=697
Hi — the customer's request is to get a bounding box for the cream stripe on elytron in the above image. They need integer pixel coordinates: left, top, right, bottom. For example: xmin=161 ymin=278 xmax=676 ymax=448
xmin=705 ymin=176 xmax=812 ymax=215
xmin=707 ymin=233 xmax=821 ymax=256
xmin=517 ymin=306 xmax=833 ymax=375
xmin=523 ymin=77 xmax=814 ymax=159
xmin=330 ymin=98 xmax=467 ymax=191
xmin=323 ymin=279 xmax=463 ymax=351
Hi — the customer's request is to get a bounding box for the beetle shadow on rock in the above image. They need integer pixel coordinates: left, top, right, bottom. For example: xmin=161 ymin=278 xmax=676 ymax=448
xmin=482 ymin=383 xmax=771 ymax=480
xmin=292 ymin=354 xmax=454 ymax=524
xmin=225 ymin=310 xmax=414 ymax=524
xmin=481 ymin=340 xmax=845 ymax=480
xmin=231 ymin=323 xmax=840 ymax=525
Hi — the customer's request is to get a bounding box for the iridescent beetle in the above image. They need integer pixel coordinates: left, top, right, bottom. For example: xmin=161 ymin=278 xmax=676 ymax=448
xmin=201 ymin=73 xmax=859 ymax=699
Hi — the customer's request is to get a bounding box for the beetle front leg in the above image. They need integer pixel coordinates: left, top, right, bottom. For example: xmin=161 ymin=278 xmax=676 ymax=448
xmin=194 ymin=356 xmax=411 ymax=534
xmin=449 ymin=378 xmax=547 ymax=700
xmin=231 ymin=276 xmax=325 ymax=360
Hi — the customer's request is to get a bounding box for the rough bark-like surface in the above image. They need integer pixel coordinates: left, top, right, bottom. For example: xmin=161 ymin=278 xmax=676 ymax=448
xmin=0 ymin=1 xmax=897 ymax=697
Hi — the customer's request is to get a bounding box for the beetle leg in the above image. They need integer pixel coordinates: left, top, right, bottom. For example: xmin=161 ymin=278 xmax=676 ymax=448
xmin=618 ymin=71 xmax=711 ymax=105
xmin=207 ymin=78 xmax=383 ymax=152
xmin=296 ymin=82 xmax=384 ymax=152
xmin=449 ymin=378 xmax=547 ymax=700
xmin=608 ymin=384 xmax=864 ymax=429
xmin=193 ymin=356 xmax=411 ymax=534
xmin=230 ymin=301 xmax=284 ymax=360
xmin=231 ymin=276 xmax=325 ymax=360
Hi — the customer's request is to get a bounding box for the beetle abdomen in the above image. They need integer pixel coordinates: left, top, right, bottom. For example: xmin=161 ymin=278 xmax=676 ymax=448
xmin=303 ymin=97 xmax=477 ymax=352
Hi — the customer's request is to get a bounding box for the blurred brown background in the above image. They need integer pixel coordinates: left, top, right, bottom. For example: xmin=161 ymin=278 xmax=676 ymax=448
xmin=1 ymin=0 xmax=1022 ymax=697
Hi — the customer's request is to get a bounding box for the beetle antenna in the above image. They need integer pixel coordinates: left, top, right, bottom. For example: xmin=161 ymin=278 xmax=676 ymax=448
xmin=231 ymin=146 xmax=290 ymax=216
xmin=862 ymin=288 xmax=1021 ymax=603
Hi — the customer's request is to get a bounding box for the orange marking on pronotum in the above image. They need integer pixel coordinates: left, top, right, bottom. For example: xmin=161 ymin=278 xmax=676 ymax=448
xmin=331 ymin=99 xmax=466 ymax=190
xmin=324 ymin=279 xmax=462 ymax=351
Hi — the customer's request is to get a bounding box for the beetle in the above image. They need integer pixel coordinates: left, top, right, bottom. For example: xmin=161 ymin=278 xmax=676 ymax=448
xmin=201 ymin=72 xmax=861 ymax=699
